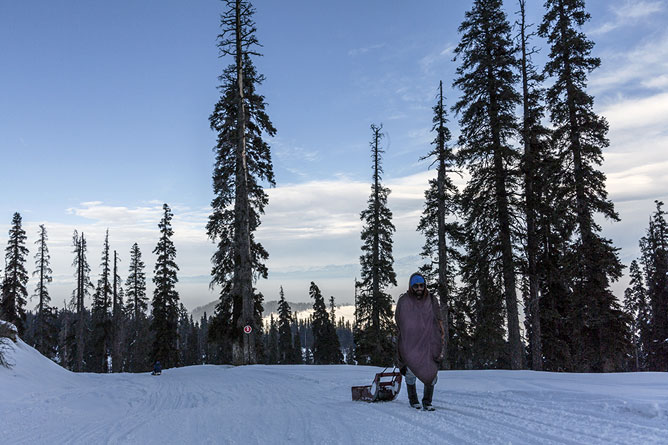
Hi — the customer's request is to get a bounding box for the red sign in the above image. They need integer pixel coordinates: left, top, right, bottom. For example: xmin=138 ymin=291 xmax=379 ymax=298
xmin=243 ymin=325 xmax=252 ymax=334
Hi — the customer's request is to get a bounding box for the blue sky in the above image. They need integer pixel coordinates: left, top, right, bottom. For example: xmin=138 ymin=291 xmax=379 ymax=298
xmin=1 ymin=1 xmax=667 ymax=310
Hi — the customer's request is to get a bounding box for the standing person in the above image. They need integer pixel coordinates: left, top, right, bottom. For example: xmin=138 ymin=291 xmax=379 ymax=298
xmin=152 ymin=360 xmax=162 ymax=376
xmin=395 ymin=272 xmax=445 ymax=410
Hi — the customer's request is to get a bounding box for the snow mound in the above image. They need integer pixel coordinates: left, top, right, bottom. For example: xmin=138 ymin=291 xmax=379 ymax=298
xmin=2 ymin=339 xmax=668 ymax=444
xmin=0 ymin=333 xmax=78 ymax=402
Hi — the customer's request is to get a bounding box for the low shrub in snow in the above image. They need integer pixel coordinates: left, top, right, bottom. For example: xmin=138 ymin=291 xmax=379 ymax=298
xmin=0 ymin=320 xmax=18 ymax=368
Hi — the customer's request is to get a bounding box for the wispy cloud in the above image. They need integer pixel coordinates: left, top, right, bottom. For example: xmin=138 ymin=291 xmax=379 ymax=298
xmin=276 ymin=145 xmax=319 ymax=163
xmin=67 ymin=203 xmax=163 ymax=226
xmin=591 ymin=31 xmax=668 ymax=93
xmin=347 ymin=43 xmax=386 ymax=56
xmin=590 ymin=0 xmax=665 ymax=35
xmin=419 ymin=43 xmax=456 ymax=75
xmin=602 ymin=92 xmax=668 ymax=131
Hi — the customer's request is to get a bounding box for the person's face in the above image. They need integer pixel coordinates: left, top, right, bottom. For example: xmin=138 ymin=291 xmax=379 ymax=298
xmin=412 ymin=282 xmax=425 ymax=297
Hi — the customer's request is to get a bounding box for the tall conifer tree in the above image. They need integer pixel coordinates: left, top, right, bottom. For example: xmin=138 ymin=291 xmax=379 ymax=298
xmin=126 ymin=244 xmax=147 ymax=321
xmin=111 ymin=250 xmax=124 ymax=372
xmin=329 ymin=296 xmax=336 ymax=327
xmin=125 ymin=243 xmax=150 ymax=372
xmin=310 ymin=282 xmax=342 ymax=365
xmin=151 ymin=204 xmax=180 ymax=368
xmin=1 ymin=213 xmax=29 ymax=336
xmin=70 ymin=231 xmax=93 ymax=372
xmin=32 ymin=224 xmax=57 ymax=358
xmin=623 ymin=260 xmax=650 ymax=371
xmin=540 ymin=0 xmax=630 ymax=371
xmin=90 ymin=230 xmax=112 ymax=372
xmin=277 ymin=286 xmax=295 ymax=364
xmin=459 ymin=234 xmax=505 ymax=368
xmin=208 ymin=0 xmax=275 ymax=365
xmin=418 ymin=81 xmax=462 ymax=369
xmin=292 ymin=321 xmax=303 ymax=364
xmin=354 ymin=124 xmax=397 ymax=366
xmin=453 ymin=0 xmax=524 ymax=369
xmin=516 ymin=0 xmax=553 ymax=371
xmin=267 ymin=314 xmax=279 ymax=364
xmin=639 ymin=201 xmax=668 ymax=371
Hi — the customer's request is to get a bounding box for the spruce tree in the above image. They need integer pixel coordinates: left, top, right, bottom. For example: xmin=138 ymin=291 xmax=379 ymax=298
xmin=151 ymin=204 xmax=180 ymax=369
xmin=418 ymin=81 xmax=462 ymax=370
xmin=208 ymin=293 xmax=234 ymax=364
xmin=292 ymin=321 xmax=303 ymax=364
xmin=639 ymin=201 xmax=668 ymax=371
xmin=90 ymin=230 xmax=112 ymax=372
xmin=453 ymin=0 xmax=524 ymax=369
xmin=111 ymin=250 xmax=124 ymax=372
xmin=354 ymin=124 xmax=397 ymax=366
xmin=311 ymin=282 xmax=343 ymax=364
xmin=623 ymin=260 xmax=650 ymax=371
xmin=208 ymin=0 xmax=275 ymax=365
xmin=267 ymin=314 xmax=279 ymax=364
xmin=199 ymin=313 xmax=210 ymax=364
xmin=459 ymin=234 xmax=505 ymax=368
xmin=532 ymin=140 xmax=575 ymax=372
xmin=126 ymin=244 xmax=148 ymax=321
xmin=70 ymin=231 xmax=93 ymax=372
xmin=1 ymin=213 xmax=29 ymax=336
xmin=177 ymin=304 xmax=199 ymax=366
xmin=277 ymin=287 xmax=295 ymax=364
xmin=329 ymin=296 xmax=336 ymax=327
xmin=516 ymin=0 xmax=553 ymax=371
xmin=125 ymin=243 xmax=150 ymax=372
xmin=189 ymin=315 xmax=201 ymax=365
xmin=540 ymin=0 xmax=630 ymax=371
xmin=32 ymin=224 xmax=57 ymax=358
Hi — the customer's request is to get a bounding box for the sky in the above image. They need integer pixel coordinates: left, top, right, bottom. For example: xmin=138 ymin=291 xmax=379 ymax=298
xmin=0 ymin=0 xmax=666 ymax=311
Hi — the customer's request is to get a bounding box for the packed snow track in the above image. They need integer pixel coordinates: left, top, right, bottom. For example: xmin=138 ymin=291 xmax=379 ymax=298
xmin=1 ymin=339 xmax=667 ymax=444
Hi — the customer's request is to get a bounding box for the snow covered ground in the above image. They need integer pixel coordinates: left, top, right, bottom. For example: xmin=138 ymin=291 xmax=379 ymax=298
xmin=2 ymin=337 xmax=668 ymax=444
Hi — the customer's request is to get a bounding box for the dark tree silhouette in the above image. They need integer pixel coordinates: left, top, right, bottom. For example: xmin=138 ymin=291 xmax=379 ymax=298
xmin=453 ymin=0 xmax=524 ymax=369
xmin=208 ymin=0 xmax=275 ymax=365
xmin=1 ymin=213 xmax=29 ymax=336
xmin=151 ymin=204 xmax=180 ymax=369
xmin=354 ymin=124 xmax=397 ymax=366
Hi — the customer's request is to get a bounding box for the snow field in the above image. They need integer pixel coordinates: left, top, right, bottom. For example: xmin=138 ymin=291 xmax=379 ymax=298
xmin=2 ymin=338 xmax=668 ymax=444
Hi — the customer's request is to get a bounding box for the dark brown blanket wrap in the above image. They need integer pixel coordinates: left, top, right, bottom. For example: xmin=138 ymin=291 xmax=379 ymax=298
xmin=395 ymin=289 xmax=442 ymax=385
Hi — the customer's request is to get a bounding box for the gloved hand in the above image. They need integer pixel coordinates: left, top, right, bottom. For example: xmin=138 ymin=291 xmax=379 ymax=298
xmin=400 ymin=366 xmax=407 ymax=376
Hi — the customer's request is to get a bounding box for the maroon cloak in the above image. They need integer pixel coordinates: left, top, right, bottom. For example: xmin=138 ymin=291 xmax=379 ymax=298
xmin=395 ymin=279 xmax=443 ymax=385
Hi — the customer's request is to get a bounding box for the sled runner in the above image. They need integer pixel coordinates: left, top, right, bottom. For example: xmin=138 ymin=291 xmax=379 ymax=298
xmin=351 ymin=367 xmax=402 ymax=402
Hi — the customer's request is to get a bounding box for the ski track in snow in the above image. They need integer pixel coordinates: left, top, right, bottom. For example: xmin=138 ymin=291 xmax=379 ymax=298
xmin=2 ymin=340 xmax=668 ymax=444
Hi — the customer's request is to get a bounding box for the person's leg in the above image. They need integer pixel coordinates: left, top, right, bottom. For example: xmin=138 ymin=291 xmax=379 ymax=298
xmin=404 ymin=367 xmax=421 ymax=409
xmin=422 ymin=374 xmax=437 ymax=411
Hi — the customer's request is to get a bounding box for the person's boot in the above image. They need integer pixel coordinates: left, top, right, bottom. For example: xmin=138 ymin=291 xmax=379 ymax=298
xmin=407 ymin=384 xmax=421 ymax=409
xmin=422 ymin=383 xmax=435 ymax=411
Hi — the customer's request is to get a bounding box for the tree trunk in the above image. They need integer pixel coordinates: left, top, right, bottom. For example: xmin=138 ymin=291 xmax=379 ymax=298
xmin=372 ymin=127 xmax=381 ymax=362
xmin=37 ymin=232 xmax=45 ymax=354
xmin=233 ymin=0 xmax=255 ymax=365
xmin=558 ymin=0 xmax=597 ymax=371
xmin=487 ymin=51 xmax=522 ymax=370
xmin=436 ymin=81 xmax=450 ymax=370
xmin=76 ymin=235 xmax=85 ymax=372
xmin=519 ymin=0 xmax=542 ymax=371
xmin=112 ymin=251 xmax=121 ymax=373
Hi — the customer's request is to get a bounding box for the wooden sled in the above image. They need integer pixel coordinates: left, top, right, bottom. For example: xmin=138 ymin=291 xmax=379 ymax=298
xmin=351 ymin=367 xmax=402 ymax=402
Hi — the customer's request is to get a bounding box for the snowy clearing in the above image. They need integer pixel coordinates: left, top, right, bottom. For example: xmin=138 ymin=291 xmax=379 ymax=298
xmin=1 ymin=338 xmax=667 ymax=444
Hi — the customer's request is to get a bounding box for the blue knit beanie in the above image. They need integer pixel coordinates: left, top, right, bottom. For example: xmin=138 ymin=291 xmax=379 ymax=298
xmin=410 ymin=274 xmax=425 ymax=287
